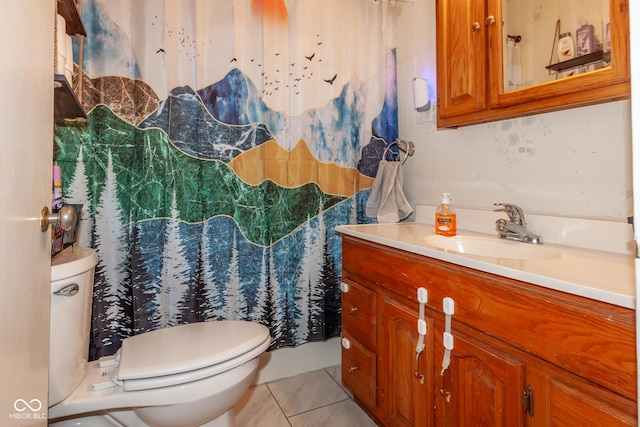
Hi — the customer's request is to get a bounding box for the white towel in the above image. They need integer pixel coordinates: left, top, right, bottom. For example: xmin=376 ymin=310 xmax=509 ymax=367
xmin=505 ymin=39 xmax=522 ymax=90
xmin=366 ymin=160 xmax=413 ymax=223
xmin=511 ymin=41 xmax=522 ymax=86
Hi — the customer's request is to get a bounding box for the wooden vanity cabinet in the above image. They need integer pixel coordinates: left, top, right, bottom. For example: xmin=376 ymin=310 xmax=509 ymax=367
xmin=341 ymin=235 xmax=637 ymax=427
xmin=435 ymin=0 xmax=630 ymax=128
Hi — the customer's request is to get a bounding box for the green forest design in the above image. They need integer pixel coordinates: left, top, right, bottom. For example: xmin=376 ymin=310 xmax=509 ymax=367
xmin=55 ymin=105 xmax=346 ymax=247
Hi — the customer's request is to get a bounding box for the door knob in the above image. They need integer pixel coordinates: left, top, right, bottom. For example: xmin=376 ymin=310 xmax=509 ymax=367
xmin=41 ymin=205 xmax=77 ymax=233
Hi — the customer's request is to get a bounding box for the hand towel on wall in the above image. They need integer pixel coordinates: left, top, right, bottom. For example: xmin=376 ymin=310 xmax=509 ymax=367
xmin=366 ymin=160 xmax=413 ymax=223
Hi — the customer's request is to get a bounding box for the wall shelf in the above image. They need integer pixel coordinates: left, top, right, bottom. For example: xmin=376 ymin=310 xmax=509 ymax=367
xmin=545 ymin=50 xmax=611 ymax=73
xmin=57 ymin=0 xmax=86 ymax=36
xmin=54 ymin=74 xmax=85 ymax=122
xmin=54 ymin=0 xmax=86 ymax=123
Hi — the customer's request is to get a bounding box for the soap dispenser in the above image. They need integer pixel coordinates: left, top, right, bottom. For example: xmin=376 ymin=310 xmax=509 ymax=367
xmin=435 ymin=193 xmax=456 ymax=237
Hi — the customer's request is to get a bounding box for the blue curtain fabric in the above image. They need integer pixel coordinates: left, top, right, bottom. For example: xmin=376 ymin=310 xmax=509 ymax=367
xmin=54 ymin=0 xmax=399 ymax=360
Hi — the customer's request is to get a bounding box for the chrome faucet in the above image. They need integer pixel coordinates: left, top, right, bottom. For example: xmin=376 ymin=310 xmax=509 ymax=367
xmin=493 ymin=203 xmax=543 ymax=244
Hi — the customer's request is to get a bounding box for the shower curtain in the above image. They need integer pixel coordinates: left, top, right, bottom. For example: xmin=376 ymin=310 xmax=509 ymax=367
xmin=54 ymin=0 xmax=400 ymax=360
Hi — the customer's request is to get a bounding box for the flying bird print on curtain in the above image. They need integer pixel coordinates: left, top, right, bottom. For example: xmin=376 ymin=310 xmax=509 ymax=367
xmin=54 ymin=0 xmax=400 ymax=360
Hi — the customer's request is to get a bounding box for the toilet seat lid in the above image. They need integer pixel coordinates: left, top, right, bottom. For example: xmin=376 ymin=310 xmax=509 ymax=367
xmin=117 ymin=321 xmax=270 ymax=381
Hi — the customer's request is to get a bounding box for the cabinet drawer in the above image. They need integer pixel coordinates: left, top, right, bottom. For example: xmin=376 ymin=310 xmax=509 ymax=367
xmin=342 ymin=332 xmax=377 ymax=409
xmin=342 ymin=280 xmax=376 ymax=347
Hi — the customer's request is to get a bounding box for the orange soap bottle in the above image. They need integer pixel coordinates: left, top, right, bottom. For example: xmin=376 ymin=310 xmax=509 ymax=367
xmin=435 ymin=193 xmax=456 ymax=236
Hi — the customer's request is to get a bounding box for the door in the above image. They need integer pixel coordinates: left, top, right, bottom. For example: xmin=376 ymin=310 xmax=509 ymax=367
xmin=0 ymin=2 xmax=54 ymax=426
xmin=379 ymin=294 xmax=434 ymax=427
xmin=631 ymin=0 xmax=640 ymax=422
xmin=437 ymin=331 xmax=525 ymax=427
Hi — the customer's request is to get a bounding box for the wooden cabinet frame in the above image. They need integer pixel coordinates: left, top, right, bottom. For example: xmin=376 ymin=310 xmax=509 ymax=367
xmin=436 ymin=0 xmax=630 ymax=128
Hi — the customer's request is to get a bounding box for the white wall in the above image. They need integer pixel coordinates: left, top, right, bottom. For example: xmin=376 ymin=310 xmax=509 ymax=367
xmin=395 ymin=0 xmax=632 ymax=221
xmin=253 ymin=337 xmax=341 ymax=384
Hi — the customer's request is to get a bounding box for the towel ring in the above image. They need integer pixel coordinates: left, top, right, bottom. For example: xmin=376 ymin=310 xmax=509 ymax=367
xmin=383 ymin=139 xmax=415 ymax=165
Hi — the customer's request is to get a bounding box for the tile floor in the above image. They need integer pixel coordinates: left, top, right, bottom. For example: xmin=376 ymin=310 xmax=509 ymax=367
xmin=235 ymin=365 xmax=378 ymax=426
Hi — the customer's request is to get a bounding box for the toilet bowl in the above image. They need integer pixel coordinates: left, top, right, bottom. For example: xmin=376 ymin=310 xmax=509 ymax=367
xmin=48 ymin=246 xmax=271 ymax=427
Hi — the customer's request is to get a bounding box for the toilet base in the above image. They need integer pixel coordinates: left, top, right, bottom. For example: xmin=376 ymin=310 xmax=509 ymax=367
xmin=49 ymin=413 xmax=122 ymax=427
xmin=49 ymin=358 xmax=259 ymax=427
xmin=49 ymin=408 xmax=236 ymax=427
xmin=199 ymin=409 xmax=234 ymax=427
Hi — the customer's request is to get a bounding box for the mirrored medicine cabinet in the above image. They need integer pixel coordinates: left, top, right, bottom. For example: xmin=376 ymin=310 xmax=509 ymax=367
xmin=436 ymin=0 xmax=630 ymax=128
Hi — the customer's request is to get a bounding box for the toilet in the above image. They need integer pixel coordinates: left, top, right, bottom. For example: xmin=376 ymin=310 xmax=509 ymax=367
xmin=48 ymin=246 xmax=271 ymax=427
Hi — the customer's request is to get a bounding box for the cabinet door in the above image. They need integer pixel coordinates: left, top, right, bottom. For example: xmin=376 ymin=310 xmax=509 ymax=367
xmin=436 ymin=0 xmax=487 ymax=120
xmin=547 ymin=379 xmax=637 ymax=427
xmin=438 ymin=331 xmax=525 ymax=427
xmin=380 ymin=294 xmax=434 ymax=427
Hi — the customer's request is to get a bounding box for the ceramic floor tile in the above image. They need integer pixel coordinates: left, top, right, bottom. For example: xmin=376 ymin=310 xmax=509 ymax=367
xmin=324 ymin=364 xmax=353 ymax=398
xmin=288 ymin=399 xmax=377 ymax=427
xmin=324 ymin=365 xmax=342 ymax=386
xmin=235 ymin=384 xmax=290 ymax=427
xmin=267 ymin=369 xmax=349 ymax=417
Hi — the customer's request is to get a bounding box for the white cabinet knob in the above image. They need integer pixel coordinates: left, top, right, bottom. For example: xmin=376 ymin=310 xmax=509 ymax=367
xmin=341 ymin=337 xmax=351 ymax=350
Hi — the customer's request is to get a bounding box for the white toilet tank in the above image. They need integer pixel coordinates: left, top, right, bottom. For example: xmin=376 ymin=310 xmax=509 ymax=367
xmin=49 ymin=246 xmax=98 ymax=406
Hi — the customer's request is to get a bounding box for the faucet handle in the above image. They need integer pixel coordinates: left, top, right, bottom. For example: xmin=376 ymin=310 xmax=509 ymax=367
xmin=494 ymin=203 xmax=526 ymax=226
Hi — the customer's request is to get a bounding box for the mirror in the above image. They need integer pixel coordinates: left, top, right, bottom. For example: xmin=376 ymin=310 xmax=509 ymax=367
xmin=502 ymin=0 xmax=611 ymax=92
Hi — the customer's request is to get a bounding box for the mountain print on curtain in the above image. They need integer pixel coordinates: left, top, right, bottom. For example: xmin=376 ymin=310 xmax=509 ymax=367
xmin=55 ymin=0 xmax=400 ymax=360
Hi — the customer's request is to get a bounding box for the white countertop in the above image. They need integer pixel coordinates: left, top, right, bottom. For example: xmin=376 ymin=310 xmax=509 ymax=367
xmin=336 ymin=222 xmax=636 ymax=309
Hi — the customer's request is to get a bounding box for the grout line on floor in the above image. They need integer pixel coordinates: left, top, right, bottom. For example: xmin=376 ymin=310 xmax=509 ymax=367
xmin=324 ymin=366 xmax=351 ymax=397
xmin=264 ymin=382 xmax=294 ymax=426
xmin=284 ymin=396 xmax=353 ymax=420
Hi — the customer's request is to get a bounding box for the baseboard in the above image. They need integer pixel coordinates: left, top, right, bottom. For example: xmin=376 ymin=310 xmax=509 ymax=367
xmin=253 ymin=337 xmax=341 ymax=384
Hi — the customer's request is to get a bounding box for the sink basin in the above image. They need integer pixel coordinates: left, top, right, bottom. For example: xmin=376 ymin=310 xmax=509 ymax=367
xmin=423 ymin=234 xmax=562 ymax=260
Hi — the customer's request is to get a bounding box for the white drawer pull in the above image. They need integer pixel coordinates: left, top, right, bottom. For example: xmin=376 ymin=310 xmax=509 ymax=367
xmin=441 ymin=297 xmax=455 ymax=375
xmin=341 ymin=337 xmax=351 ymax=350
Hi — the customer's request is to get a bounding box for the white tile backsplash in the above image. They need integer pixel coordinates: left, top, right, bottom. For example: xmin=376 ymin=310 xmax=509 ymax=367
xmin=415 ymin=205 xmax=634 ymax=255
